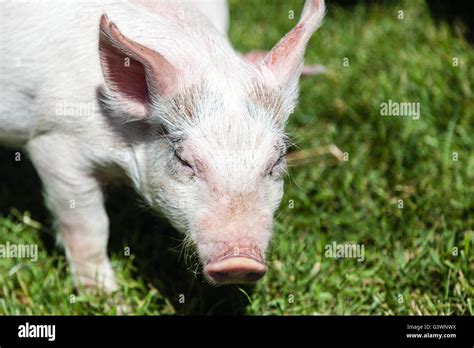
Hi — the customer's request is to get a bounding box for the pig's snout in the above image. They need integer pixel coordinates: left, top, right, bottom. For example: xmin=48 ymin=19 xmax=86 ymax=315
xmin=204 ymin=245 xmax=267 ymax=285
xmin=205 ymin=257 xmax=267 ymax=284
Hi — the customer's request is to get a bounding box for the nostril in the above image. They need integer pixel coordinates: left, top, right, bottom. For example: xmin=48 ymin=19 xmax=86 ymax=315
xmin=208 ymin=270 xmax=234 ymax=284
xmin=245 ymin=272 xmax=263 ymax=282
xmin=212 ymin=271 xmax=229 ymax=280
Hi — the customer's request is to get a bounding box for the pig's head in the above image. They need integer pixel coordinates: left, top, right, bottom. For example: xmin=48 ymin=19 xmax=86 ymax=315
xmin=98 ymin=0 xmax=325 ymax=285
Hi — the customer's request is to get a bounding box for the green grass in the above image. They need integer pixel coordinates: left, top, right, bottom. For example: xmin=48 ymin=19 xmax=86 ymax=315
xmin=0 ymin=0 xmax=473 ymax=315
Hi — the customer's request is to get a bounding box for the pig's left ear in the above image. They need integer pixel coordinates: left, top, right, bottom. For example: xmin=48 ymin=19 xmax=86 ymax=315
xmin=263 ymin=0 xmax=325 ymax=86
xmin=98 ymin=14 xmax=177 ymax=120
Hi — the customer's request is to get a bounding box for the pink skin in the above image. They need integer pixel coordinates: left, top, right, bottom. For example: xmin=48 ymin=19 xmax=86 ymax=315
xmin=243 ymin=50 xmax=326 ymax=77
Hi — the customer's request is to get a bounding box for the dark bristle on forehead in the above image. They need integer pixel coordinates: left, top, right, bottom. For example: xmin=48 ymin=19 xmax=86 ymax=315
xmin=247 ymin=80 xmax=286 ymax=123
xmin=156 ymin=81 xmax=224 ymax=129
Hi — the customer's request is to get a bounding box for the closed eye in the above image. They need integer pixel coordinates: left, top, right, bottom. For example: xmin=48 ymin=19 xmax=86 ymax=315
xmin=268 ymin=152 xmax=286 ymax=177
xmin=174 ymin=151 xmax=193 ymax=170
xmin=274 ymin=153 xmax=285 ymax=167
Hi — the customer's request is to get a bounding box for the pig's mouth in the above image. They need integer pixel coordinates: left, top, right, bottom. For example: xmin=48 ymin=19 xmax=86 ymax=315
xmin=203 ymin=244 xmax=267 ymax=285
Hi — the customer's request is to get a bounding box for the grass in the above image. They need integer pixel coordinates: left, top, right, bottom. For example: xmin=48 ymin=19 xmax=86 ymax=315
xmin=0 ymin=0 xmax=473 ymax=315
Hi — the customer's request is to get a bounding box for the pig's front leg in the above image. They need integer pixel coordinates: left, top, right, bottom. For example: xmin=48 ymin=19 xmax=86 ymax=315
xmin=27 ymin=134 xmax=118 ymax=293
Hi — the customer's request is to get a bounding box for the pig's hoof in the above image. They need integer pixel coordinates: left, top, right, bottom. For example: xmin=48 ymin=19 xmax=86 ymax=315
xmin=75 ymin=274 xmax=119 ymax=294
xmin=73 ymin=262 xmax=119 ymax=293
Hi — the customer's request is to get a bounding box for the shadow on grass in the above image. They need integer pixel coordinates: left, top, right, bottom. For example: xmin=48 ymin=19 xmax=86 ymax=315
xmin=0 ymin=146 xmax=252 ymax=315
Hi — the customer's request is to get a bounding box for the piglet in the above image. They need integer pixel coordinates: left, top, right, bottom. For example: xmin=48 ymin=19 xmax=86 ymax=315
xmin=0 ymin=0 xmax=325 ymax=291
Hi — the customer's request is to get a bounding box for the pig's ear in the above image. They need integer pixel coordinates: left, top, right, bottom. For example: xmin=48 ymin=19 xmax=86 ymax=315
xmin=263 ymin=0 xmax=325 ymax=85
xmin=99 ymin=14 xmax=177 ymax=120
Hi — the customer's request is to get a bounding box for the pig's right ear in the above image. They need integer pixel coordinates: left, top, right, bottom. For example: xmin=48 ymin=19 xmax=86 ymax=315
xmin=262 ymin=0 xmax=325 ymax=86
xmin=98 ymin=14 xmax=177 ymax=120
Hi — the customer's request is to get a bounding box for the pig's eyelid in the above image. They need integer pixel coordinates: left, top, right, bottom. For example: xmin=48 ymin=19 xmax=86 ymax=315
xmin=273 ymin=152 xmax=286 ymax=167
xmin=174 ymin=151 xmax=193 ymax=170
xmin=267 ymin=152 xmax=286 ymax=177
xmin=270 ymin=152 xmax=286 ymax=174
